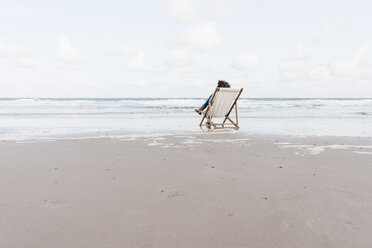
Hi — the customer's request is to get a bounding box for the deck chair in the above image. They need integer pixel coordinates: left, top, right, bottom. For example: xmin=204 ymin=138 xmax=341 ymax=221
xmin=200 ymin=87 xmax=243 ymax=129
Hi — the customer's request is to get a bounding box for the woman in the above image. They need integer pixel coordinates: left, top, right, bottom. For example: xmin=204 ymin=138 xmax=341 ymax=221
xmin=194 ymin=80 xmax=231 ymax=115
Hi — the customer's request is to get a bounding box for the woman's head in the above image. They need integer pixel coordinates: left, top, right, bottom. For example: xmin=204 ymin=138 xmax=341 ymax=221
xmin=217 ymin=80 xmax=231 ymax=88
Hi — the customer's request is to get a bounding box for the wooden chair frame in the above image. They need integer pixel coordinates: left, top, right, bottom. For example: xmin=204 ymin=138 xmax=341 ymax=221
xmin=200 ymin=87 xmax=243 ymax=130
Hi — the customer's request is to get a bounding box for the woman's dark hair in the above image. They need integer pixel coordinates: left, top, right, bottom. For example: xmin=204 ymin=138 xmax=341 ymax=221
xmin=217 ymin=80 xmax=231 ymax=88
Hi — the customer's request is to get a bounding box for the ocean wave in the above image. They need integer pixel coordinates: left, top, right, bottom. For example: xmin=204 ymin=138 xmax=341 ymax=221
xmin=1 ymin=98 xmax=372 ymax=114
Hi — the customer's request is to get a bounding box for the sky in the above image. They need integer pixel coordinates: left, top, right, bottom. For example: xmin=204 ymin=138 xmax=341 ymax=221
xmin=0 ymin=0 xmax=372 ymax=98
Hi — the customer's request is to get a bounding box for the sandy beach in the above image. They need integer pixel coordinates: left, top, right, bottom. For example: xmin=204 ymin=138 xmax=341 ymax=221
xmin=1 ymin=132 xmax=372 ymax=248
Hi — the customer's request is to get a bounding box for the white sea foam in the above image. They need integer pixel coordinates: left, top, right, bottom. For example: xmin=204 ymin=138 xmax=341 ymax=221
xmin=277 ymin=143 xmax=372 ymax=155
xmin=352 ymin=151 xmax=372 ymax=155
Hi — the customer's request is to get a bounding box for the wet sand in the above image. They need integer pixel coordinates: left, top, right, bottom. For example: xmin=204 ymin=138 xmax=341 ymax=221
xmin=1 ymin=132 xmax=372 ymax=248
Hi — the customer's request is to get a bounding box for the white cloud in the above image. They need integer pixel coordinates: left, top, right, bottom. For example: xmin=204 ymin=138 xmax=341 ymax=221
xmin=167 ymin=47 xmax=201 ymax=68
xmin=279 ymin=60 xmax=308 ymax=82
xmin=110 ymin=45 xmax=139 ymax=56
xmin=0 ymin=10 xmax=8 ymax=17
xmin=123 ymin=79 xmax=151 ymax=87
xmin=125 ymin=50 xmax=152 ymax=72
xmin=279 ymin=59 xmax=332 ymax=85
xmin=313 ymin=19 xmax=348 ymax=43
xmin=322 ymin=19 xmax=347 ymax=34
xmin=232 ymin=54 xmax=259 ymax=72
xmin=189 ymin=79 xmax=209 ymax=87
xmin=17 ymin=57 xmax=41 ymax=68
xmin=0 ymin=38 xmax=28 ymax=57
xmin=206 ymin=0 xmax=234 ymax=16
xmin=330 ymin=43 xmax=372 ymax=80
xmin=0 ymin=4 xmax=34 ymax=17
xmin=56 ymin=33 xmax=82 ymax=63
xmin=307 ymin=66 xmax=331 ymax=81
xmin=180 ymin=21 xmax=221 ymax=49
xmin=161 ymin=0 xmax=197 ymax=22
xmin=279 ymin=43 xmax=324 ymax=83
xmin=160 ymin=0 xmax=233 ymax=22
xmin=0 ymin=38 xmax=40 ymax=69
xmin=280 ymin=43 xmax=372 ymax=84
xmin=295 ymin=42 xmax=312 ymax=60
xmin=112 ymin=45 xmax=154 ymax=72
xmin=329 ymin=61 xmax=358 ymax=78
xmin=354 ymin=43 xmax=371 ymax=66
xmin=17 ymin=4 xmax=34 ymax=16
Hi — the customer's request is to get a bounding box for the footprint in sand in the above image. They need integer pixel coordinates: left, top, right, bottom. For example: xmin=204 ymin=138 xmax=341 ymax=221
xmin=42 ymin=199 xmax=70 ymax=208
xmin=168 ymin=191 xmax=185 ymax=198
xmin=332 ymin=188 xmax=363 ymax=206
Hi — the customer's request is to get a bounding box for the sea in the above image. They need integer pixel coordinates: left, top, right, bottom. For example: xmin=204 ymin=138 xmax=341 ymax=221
xmin=0 ymin=98 xmax=371 ymax=140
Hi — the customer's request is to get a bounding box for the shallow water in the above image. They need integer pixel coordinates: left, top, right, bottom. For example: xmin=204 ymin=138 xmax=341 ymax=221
xmin=0 ymin=98 xmax=372 ymax=140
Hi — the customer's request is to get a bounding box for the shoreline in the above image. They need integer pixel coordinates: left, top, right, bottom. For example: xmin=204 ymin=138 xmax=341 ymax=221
xmin=2 ymin=130 xmax=372 ymax=148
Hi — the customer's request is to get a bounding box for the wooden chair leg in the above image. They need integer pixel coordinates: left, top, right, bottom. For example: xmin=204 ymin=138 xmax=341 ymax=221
xmin=207 ymin=116 xmax=213 ymax=129
xmin=200 ymin=115 xmax=206 ymax=126
xmin=222 ymin=116 xmax=227 ymax=125
xmin=235 ymin=104 xmax=239 ymax=125
xmin=200 ymin=106 xmax=210 ymax=127
xmin=226 ymin=116 xmax=239 ymax=129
